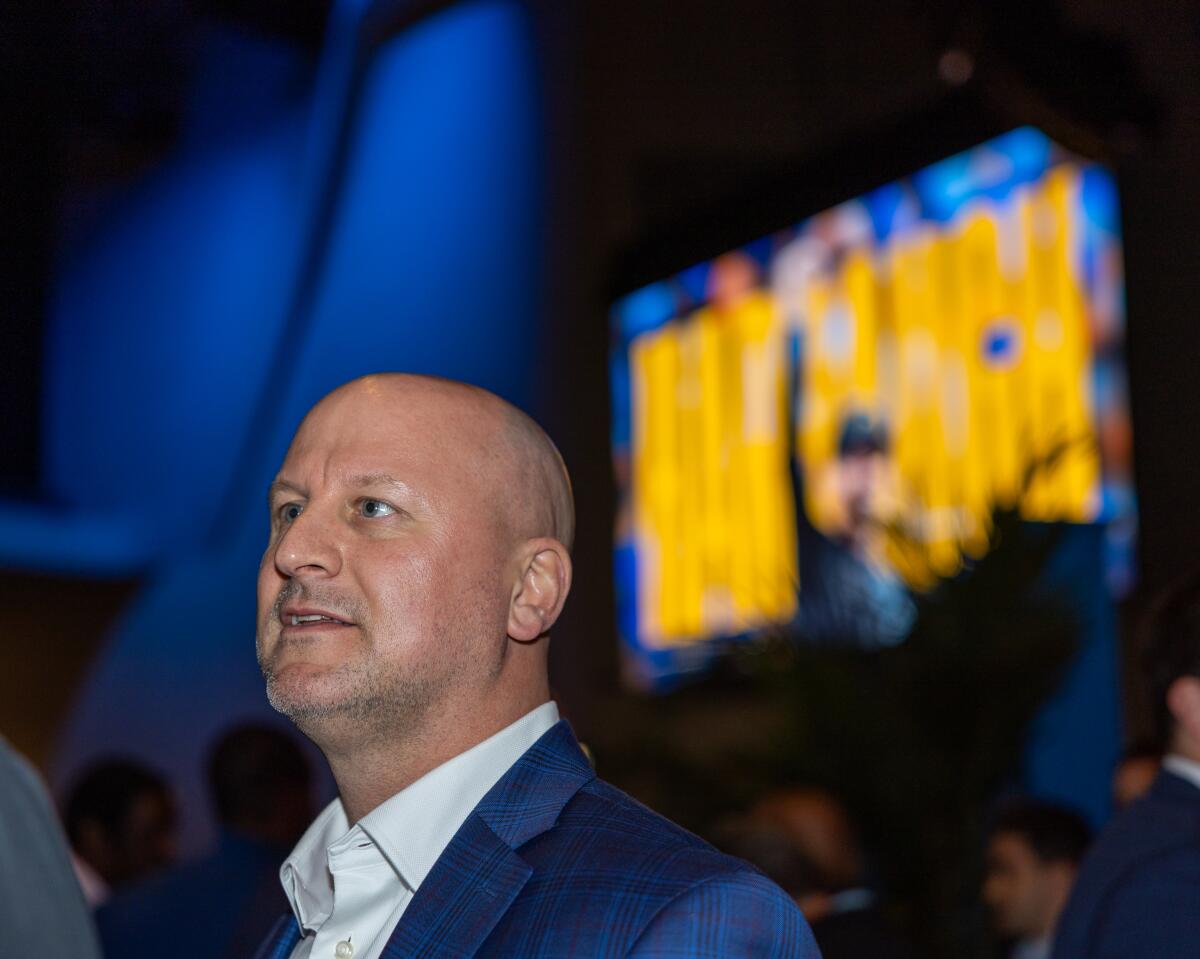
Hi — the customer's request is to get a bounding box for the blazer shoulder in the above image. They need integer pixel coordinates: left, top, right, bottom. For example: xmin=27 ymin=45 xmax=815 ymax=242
xmin=564 ymin=777 xmax=740 ymax=868
xmin=1085 ymin=842 xmax=1200 ymax=958
xmin=1069 ymin=778 xmax=1200 ymax=890
xmin=627 ymin=865 xmax=820 ymax=958
xmin=1054 ymin=820 xmax=1200 ymax=959
xmin=475 ymin=772 xmax=816 ymax=957
xmin=520 ymin=775 xmax=790 ymax=902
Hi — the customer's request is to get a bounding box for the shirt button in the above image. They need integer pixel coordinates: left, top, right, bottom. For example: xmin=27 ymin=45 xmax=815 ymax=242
xmin=335 ymin=940 xmax=354 ymax=959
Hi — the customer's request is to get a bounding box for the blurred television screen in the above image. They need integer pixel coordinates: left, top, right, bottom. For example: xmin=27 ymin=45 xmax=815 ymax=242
xmin=611 ymin=127 xmax=1134 ymax=690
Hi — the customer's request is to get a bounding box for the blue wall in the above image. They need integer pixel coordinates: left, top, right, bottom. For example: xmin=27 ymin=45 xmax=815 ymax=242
xmin=34 ymin=0 xmax=545 ymax=850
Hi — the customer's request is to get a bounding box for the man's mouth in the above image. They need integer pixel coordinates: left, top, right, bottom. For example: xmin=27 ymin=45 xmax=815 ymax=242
xmin=279 ymin=606 xmax=354 ymax=628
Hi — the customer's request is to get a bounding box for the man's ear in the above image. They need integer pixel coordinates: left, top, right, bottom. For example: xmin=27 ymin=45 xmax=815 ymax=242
xmin=508 ymin=538 xmax=572 ymax=642
xmin=1167 ymin=675 xmax=1200 ymax=744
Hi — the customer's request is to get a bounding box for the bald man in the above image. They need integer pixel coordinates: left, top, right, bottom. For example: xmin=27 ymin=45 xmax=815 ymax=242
xmin=253 ymin=375 xmax=817 ymax=959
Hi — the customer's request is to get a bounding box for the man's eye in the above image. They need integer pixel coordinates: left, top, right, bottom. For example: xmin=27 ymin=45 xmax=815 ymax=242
xmin=278 ymin=503 xmax=303 ymax=523
xmin=360 ymin=499 xmax=396 ymax=518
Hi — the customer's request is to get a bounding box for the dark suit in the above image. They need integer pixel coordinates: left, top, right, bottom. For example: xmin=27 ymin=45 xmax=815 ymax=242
xmin=810 ymin=903 xmax=911 ymax=959
xmin=256 ymin=722 xmax=819 ymax=958
xmin=1051 ymin=769 xmax=1200 ymax=958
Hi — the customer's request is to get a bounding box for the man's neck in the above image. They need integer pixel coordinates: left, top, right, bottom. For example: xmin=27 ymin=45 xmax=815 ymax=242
xmin=318 ymin=694 xmax=549 ymax=823
xmin=1170 ymin=730 xmax=1200 ymax=764
xmin=326 ymin=733 xmax=458 ymax=823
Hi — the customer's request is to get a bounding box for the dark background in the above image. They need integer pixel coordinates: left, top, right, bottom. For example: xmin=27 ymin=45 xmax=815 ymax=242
xmin=3 ymin=4 xmax=1198 ymax=955
xmin=1 ymin=0 xmax=1197 ymax=837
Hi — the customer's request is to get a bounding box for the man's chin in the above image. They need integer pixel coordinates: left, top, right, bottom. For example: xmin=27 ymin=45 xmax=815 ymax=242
xmin=265 ymin=671 xmax=362 ymax=722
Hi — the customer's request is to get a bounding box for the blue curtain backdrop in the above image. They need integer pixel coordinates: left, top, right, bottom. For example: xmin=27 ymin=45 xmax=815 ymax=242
xmin=32 ymin=0 xmax=544 ymax=851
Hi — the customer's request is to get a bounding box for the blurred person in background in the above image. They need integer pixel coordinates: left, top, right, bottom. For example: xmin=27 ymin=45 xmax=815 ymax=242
xmin=710 ymin=817 xmax=821 ymax=912
xmin=1052 ymin=570 xmax=1200 ymax=958
xmin=745 ymin=786 xmax=911 ymax=959
xmin=65 ymin=757 xmax=178 ymax=907
xmin=793 ymin=413 xmax=915 ymax=649
xmin=0 ymin=735 xmax=102 ymax=958
xmin=982 ymin=800 xmax=1091 ymax=959
xmin=1110 ymin=741 xmax=1161 ymax=810
xmin=97 ymin=722 xmax=315 ymax=959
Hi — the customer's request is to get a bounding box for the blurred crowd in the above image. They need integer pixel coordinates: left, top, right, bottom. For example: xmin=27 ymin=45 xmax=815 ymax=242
xmin=1 ymin=722 xmax=315 ymax=959
xmin=3 ymin=564 xmax=1199 ymax=959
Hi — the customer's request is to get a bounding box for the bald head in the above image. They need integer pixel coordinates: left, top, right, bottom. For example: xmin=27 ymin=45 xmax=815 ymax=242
xmin=304 ymin=374 xmax=574 ymax=552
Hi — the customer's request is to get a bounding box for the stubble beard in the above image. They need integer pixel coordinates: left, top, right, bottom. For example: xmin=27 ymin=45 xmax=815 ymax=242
xmin=263 ymin=647 xmax=447 ymax=748
xmin=257 ymin=586 xmax=450 ymax=747
xmin=257 ymin=578 xmax=502 ymax=752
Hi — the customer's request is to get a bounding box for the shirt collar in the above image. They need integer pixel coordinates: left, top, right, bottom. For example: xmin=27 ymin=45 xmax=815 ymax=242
xmin=1163 ymin=753 xmax=1200 ymax=792
xmin=279 ymin=701 xmax=560 ymax=934
xmin=281 ymin=796 xmax=350 ymax=932
xmin=359 ymin=701 xmax=560 ymax=890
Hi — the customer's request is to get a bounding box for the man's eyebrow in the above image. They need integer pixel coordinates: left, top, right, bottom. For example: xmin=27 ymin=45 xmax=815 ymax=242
xmin=349 ymin=472 xmax=431 ymax=510
xmin=347 ymin=472 xmax=412 ymax=495
xmin=266 ymin=473 xmax=422 ymax=506
xmin=268 ymin=478 xmax=304 ymax=502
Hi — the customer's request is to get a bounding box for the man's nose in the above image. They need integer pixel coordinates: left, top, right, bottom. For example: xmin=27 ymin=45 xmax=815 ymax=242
xmin=273 ymin=509 xmax=342 ymax=579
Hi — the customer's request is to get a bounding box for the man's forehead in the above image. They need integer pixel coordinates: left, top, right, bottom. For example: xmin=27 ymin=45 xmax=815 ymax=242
xmin=273 ymin=374 xmax=573 ymax=545
xmin=279 ymin=381 xmax=505 ymax=485
xmin=281 ymin=422 xmax=481 ymax=482
xmin=298 ymin=376 xmax=502 ymax=440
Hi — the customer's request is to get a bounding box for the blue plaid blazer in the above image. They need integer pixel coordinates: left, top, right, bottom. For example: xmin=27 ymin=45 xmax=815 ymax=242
xmin=1051 ymin=770 xmax=1200 ymax=959
xmin=255 ymin=721 xmax=819 ymax=957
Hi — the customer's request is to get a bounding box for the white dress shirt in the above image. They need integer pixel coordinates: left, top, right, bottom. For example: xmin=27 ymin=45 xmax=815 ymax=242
xmin=1163 ymin=753 xmax=1200 ymax=792
xmin=281 ymin=702 xmax=560 ymax=959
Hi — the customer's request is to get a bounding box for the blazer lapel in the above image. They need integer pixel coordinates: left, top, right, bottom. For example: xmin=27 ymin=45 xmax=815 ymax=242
xmin=381 ymin=814 xmax=531 ymax=958
xmin=380 ymin=721 xmax=595 ymax=958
